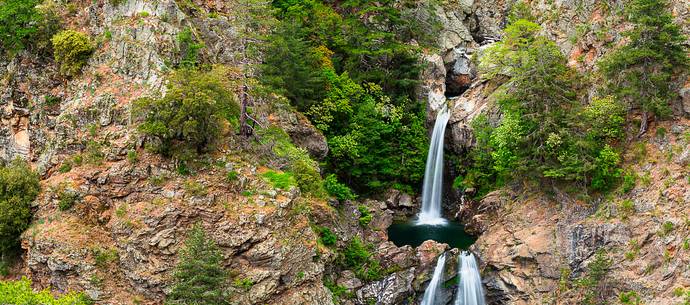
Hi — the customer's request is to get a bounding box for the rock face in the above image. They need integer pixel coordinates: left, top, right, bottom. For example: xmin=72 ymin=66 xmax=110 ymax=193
xmin=467 ymin=121 xmax=690 ymax=305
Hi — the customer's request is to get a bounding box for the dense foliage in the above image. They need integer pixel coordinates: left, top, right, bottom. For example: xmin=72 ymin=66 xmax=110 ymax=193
xmin=134 ymin=66 xmax=240 ymax=158
xmin=0 ymin=278 xmax=92 ymax=305
xmin=0 ymin=0 xmax=60 ymax=56
xmin=257 ymin=126 xmax=326 ymax=197
xmin=458 ymin=19 xmax=626 ymax=196
xmin=599 ymin=0 xmax=689 ymax=131
xmin=51 ymin=30 xmax=94 ymax=76
xmin=261 ymin=0 xmax=436 ymax=193
xmin=167 ymin=224 xmax=228 ymax=305
xmin=0 ymin=160 xmax=40 ymax=257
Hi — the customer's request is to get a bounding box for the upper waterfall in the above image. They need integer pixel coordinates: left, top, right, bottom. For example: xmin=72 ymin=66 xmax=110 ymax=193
xmin=416 ymin=104 xmax=450 ymax=226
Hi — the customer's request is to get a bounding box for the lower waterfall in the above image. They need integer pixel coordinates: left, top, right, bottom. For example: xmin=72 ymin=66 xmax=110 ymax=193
xmin=455 ymin=252 xmax=486 ymax=305
xmin=421 ymin=253 xmax=447 ymax=305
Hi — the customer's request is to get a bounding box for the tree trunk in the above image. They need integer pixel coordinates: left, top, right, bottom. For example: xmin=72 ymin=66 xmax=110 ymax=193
xmin=637 ymin=111 xmax=649 ymax=138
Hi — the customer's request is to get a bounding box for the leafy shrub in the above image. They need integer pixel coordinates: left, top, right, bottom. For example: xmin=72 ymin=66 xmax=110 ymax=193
xmin=92 ymin=247 xmax=118 ymax=269
xmin=0 ymin=160 xmax=40 ymax=255
xmin=357 ymin=205 xmax=372 ymax=226
xmin=176 ymin=27 xmax=204 ymax=68
xmin=317 ymin=226 xmax=337 ymax=246
xmin=183 ymin=180 xmax=207 ymax=197
xmin=127 ymin=150 xmax=138 ymax=163
xmin=0 ymin=278 xmax=92 ymax=305
xmin=226 ymin=170 xmax=239 ymax=182
xmin=324 ymin=174 xmax=356 ymax=201
xmin=58 ymin=161 xmax=72 ymax=173
xmin=51 ymin=30 xmax=94 ymax=76
xmin=659 ymin=221 xmax=674 ymax=236
xmin=582 ymin=96 xmax=626 ymax=141
xmin=341 ymin=237 xmax=382 ymax=281
xmin=261 ymin=170 xmax=297 ymax=190
xmin=58 ymin=189 xmax=80 ymax=211
xmin=622 ymin=170 xmax=637 ymax=193
xmin=258 ymin=126 xmax=325 ymax=197
xmin=619 ymin=291 xmax=641 ymax=304
xmin=167 ymin=224 xmax=228 ymax=305
xmin=133 ymin=67 xmax=240 ymax=158
xmin=618 ymin=200 xmax=635 ymax=220
xmin=576 ymin=249 xmax=612 ymax=305
xmin=591 ymin=146 xmax=622 ymax=191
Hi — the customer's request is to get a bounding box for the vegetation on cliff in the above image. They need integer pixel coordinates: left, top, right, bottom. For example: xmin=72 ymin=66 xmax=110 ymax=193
xmin=0 ymin=160 xmax=40 ymax=268
xmin=0 ymin=278 xmax=92 ymax=304
xmin=599 ymin=0 xmax=689 ymax=135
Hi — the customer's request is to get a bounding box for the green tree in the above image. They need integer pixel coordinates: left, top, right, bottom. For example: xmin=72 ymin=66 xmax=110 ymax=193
xmin=133 ymin=66 xmax=240 ymax=157
xmin=598 ymin=0 xmax=689 ymax=136
xmin=0 ymin=0 xmax=44 ymax=55
xmin=0 ymin=159 xmax=40 ymax=259
xmin=309 ymin=70 xmax=428 ymax=192
xmin=167 ymin=224 xmax=228 ymax=305
xmin=260 ymin=20 xmax=325 ymax=112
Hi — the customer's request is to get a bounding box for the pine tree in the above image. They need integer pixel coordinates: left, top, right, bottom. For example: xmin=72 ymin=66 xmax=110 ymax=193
xmin=229 ymin=0 xmax=276 ymax=137
xmin=599 ymin=0 xmax=689 ymax=136
xmin=167 ymin=224 xmax=228 ymax=305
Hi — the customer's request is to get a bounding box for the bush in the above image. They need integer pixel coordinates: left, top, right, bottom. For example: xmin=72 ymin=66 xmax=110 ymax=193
xmin=324 ymin=174 xmax=356 ymax=201
xmin=176 ymin=27 xmax=204 ymax=68
xmin=591 ymin=145 xmax=622 ymax=191
xmin=51 ymin=30 xmax=94 ymax=76
xmin=576 ymin=249 xmax=612 ymax=305
xmin=0 ymin=160 xmax=40 ymax=255
xmin=341 ymin=237 xmax=382 ymax=281
xmin=167 ymin=224 xmax=228 ymax=305
xmin=317 ymin=226 xmax=337 ymax=246
xmin=621 ymin=170 xmax=637 ymax=193
xmin=0 ymin=278 xmax=92 ymax=304
xmin=582 ymin=96 xmax=626 ymax=141
xmin=357 ymin=205 xmax=372 ymax=226
xmin=57 ymin=189 xmax=80 ymax=211
xmin=133 ymin=67 xmax=240 ymax=158
xmin=258 ymin=126 xmax=325 ymax=197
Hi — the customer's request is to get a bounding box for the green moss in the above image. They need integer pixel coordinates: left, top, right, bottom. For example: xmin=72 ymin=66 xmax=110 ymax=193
xmin=261 ymin=170 xmax=297 ymax=190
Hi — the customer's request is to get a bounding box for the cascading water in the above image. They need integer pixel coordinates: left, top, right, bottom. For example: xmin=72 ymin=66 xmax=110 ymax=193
xmin=455 ymin=252 xmax=486 ymax=305
xmin=421 ymin=253 xmax=447 ymax=305
xmin=417 ymin=105 xmax=451 ymax=226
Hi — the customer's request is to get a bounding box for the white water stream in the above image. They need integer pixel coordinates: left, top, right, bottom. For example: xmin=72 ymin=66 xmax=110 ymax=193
xmin=455 ymin=252 xmax=486 ymax=305
xmin=421 ymin=253 xmax=447 ymax=305
xmin=417 ymin=105 xmax=450 ymax=226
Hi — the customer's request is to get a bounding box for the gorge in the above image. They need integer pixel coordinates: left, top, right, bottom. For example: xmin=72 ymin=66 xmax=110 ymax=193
xmin=0 ymin=0 xmax=689 ymax=304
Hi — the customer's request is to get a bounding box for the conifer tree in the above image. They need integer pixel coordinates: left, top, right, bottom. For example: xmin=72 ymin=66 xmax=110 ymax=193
xmin=599 ymin=0 xmax=689 ymax=136
xmin=167 ymin=224 xmax=228 ymax=305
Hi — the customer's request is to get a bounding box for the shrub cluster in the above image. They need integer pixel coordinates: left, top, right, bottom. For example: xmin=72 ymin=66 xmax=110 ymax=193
xmin=51 ymin=30 xmax=94 ymax=76
xmin=339 ymin=237 xmax=382 ymax=281
xmin=0 ymin=159 xmax=40 ymax=256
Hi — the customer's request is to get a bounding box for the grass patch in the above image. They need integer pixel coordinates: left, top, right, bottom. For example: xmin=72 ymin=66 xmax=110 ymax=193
xmin=261 ymin=170 xmax=297 ymax=190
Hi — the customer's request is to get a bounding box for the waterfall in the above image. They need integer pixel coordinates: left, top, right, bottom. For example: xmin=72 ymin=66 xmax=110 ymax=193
xmin=455 ymin=252 xmax=486 ymax=305
xmin=421 ymin=253 xmax=447 ymax=305
xmin=417 ymin=105 xmax=450 ymax=226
